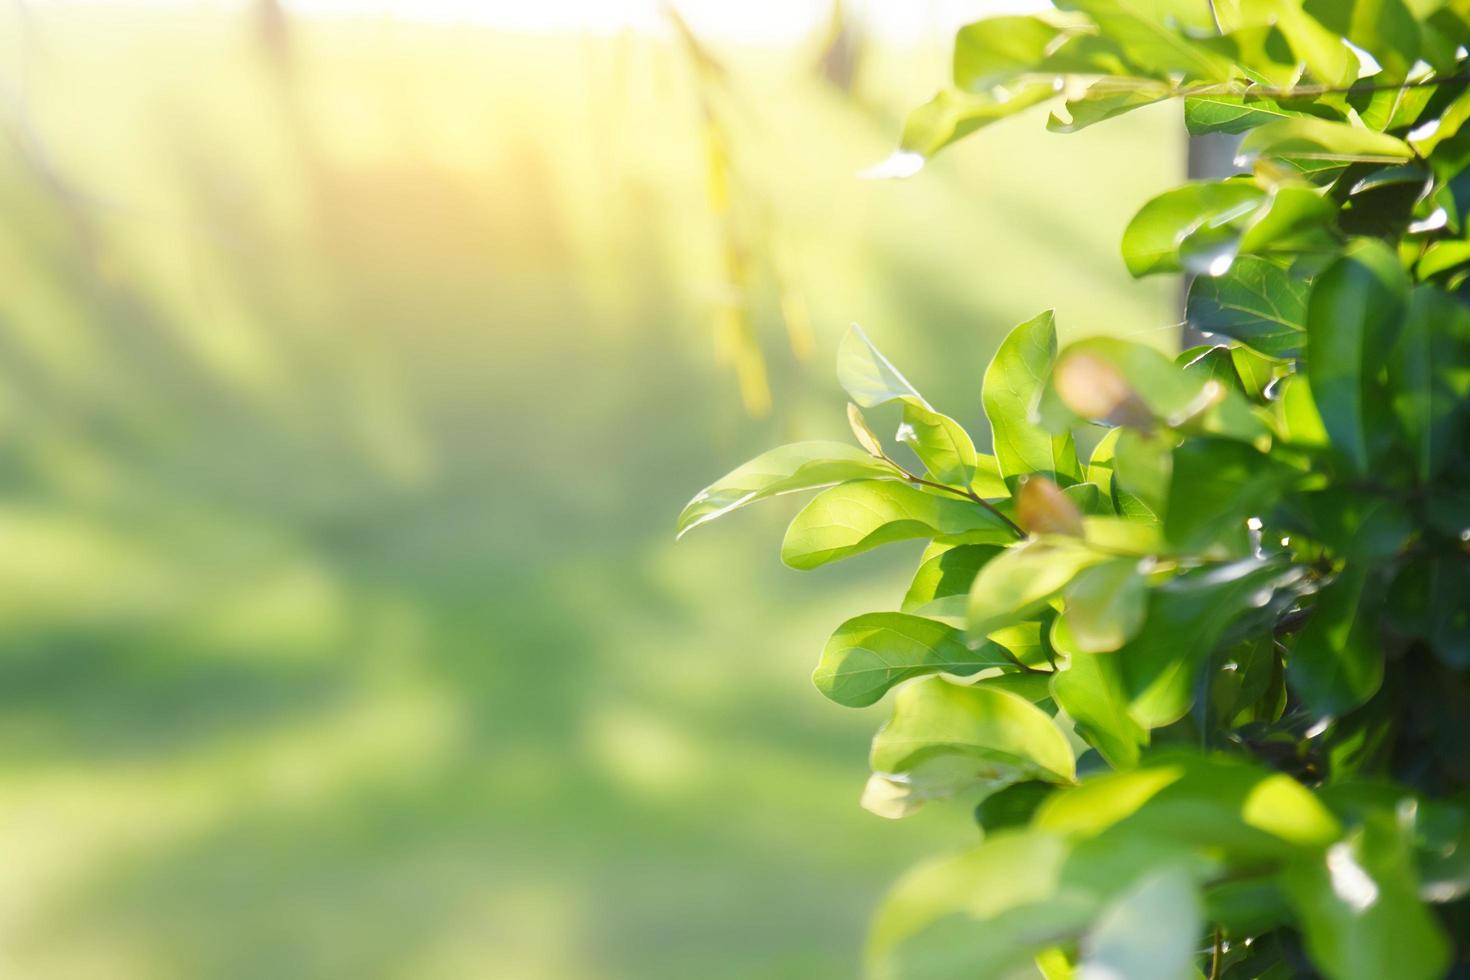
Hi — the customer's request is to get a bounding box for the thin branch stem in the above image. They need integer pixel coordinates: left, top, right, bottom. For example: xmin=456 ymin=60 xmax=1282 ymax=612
xmin=1209 ymin=928 xmax=1223 ymax=980
xmin=878 ymin=453 xmax=1028 ymax=538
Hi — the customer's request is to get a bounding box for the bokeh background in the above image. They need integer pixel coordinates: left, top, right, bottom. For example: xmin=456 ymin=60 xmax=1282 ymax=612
xmin=0 ymin=1 xmax=1179 ymax=976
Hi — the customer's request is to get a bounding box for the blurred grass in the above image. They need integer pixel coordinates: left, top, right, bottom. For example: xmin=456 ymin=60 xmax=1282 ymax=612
xmin=0 ymin=4 xmax=1177 ymax=978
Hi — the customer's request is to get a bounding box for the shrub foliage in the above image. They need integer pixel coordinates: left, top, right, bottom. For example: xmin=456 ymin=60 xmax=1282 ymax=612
xmin=683 ymin=2 xmax=1470 ymax=977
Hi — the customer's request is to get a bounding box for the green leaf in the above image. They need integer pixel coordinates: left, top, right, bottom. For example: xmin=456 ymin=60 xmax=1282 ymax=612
xmin=899 ymin=400 xmax=980 ymax=486
xmin=838 ymin=324 xmax=926 ymax=408
xmin=1122 ymin=560 xmax=1304 ymax=729
xmin=982 ymin=311 xmax=1083 ymax=483
xmin=903 ymin=544 xmax=1003 ymax=616
xmin=1037 ymin=754 xmax=1342 ymax=857
xmin=1232 ymin=345 xmax=1283 ymax=399
xmin=1386 ymin=557 xmax=1470 ymax=668
xmin=1279 ymin=487 xmax=1414 ymax=560
xmin=867 ymin=830 xmax=1078 ymax=978
xmin=1284 ymin=814 xmax=1450 ymax=980
xmin=1044 ymin=337 xmax=1269 ymax=442
xmin=1078 ymin=867 xmax=1202 ymax=980
xmin=1059 ymin=1 xmax=1237 ymax=80
xmin=870 ymin=676 xmax=1076 ymax=784
xmin=1048 ymin=78 xmax=1176 ymax=134
xmin=1287 ymin=566 xmax=1385 ymax=716
xmin=1273 ymin=372 xmax=1331 ymax=447
xmin=1050 ymin=623 xmax=1148 ymax=768
xmin=968 ymin=538 xmax=1106 ymax=637
xmin=1302 ymin=0 xmax=1421 ymax=82
xmin=782 ymin=480 xmax=1014 ymax=570
xmin=1277 ymin=2 xmax=1360 ymax=86
xmin=1306 ymin=239 xmax=1410 ymax=473
xmin=1165 ymin=437 xmax=1293 ymax=553
xmin=974 ymin=780 xmax=1054 ymax=832
xmin=1387 ymin=285 xmax=1470 ymax=481
xmin=1122 ymin=181 xmax=1265 ymax=278
xmin=813 ymin=612 xmax=1013 ymax=708
xmin=1113 ymin=430 xmax=1172 ymax=522
xmin=953 ymin=15 xmax=1063 ymax=92
xmin=1239 ymin=117 xmax=1416 ymax=166
xmin=1086 ymin=427 xmax=1122 ymax=496
xmin=1060 ymin=558 xmax=1148 ymax=653
xmin=678 ymin=441 xmax=899 ymax=538
xmin=900 ymin=84 xmax=1057 ymax=158
xmin=1184 ymin=93 xmax=1307 ymax=135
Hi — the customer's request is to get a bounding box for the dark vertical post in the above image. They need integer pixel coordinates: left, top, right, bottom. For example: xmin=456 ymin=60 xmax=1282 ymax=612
xmin=1182 ymin=132 xmax=1242 ymax=347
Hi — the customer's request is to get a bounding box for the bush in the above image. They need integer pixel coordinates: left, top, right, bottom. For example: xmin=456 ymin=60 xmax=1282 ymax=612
xmin=681 ymin=3 xmax=1470 ymax=977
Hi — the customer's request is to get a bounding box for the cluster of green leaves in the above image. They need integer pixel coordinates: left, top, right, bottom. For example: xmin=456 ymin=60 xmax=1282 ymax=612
xmin=682 ymin=2 xmax=1470 ymax=977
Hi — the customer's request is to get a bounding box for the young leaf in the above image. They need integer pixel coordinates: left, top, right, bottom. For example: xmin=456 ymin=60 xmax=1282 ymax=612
xmin=900 ymin=84 xmax=1057 ymax=159
xmin=1186 ymin=255 xmax=1309 ymax=359
xmin=678 ymin=441 xmax=899 ymax=538
xmin=1286 ymin=566 xmax=1385 ymax=717
xmin=1306 ymin=239 xmax=1410 ymax=473
xmin=813 ymin=612 xmax=1013 ymax=708
xmin=1045 ymin=337 xmax=1269 ymax=442
xmin=782 ymin=480 xmax=1013 ymax=569
xmin=899 ymin=400 xmax=980 ymax=486
xmin=838 ymin=324 xmax=926 ymax=408
xmin=982 ymin=311 xmax=1083 ymax=484
xmin=847 ymin=402 xmax=886 ymax=458
xmin=870 ymin=676 xmax=1076 ymax=784
xmin=1016 ymin=476 xmax=1086 ymax=537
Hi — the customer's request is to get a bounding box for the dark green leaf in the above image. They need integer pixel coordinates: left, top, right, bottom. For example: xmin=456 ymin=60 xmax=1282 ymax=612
xmin=1122 ymin=560 xmax=1304 ymax=729
xmin=1387 ymin=285 xmax=1470 ymax=481
xmin=1189 ymin=256 xmax=1308 ymax=359
xmin=1165 ymin=437 xmax=1292 ymax=553
xmin=1305 ymin=239 xmax=1410 ymax=473
xmin=1287 ymin=566 xmax=1385 ymax=716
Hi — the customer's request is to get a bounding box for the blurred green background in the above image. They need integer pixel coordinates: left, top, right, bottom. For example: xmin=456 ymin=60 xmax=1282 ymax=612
xmin=0 ymin=2 xmax=1177 ymax=976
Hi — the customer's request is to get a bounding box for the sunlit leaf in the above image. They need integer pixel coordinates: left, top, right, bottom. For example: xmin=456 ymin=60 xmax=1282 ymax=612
xmin=813 ymin=612 xmax=1013 ymax=707
xmin=782 ymin=480 xmax=1014 ymax=569
xmin=983 ymin=311 xmax=1084 ymax=483
xmin=678 ymin=441 xmax=899 ymax=538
